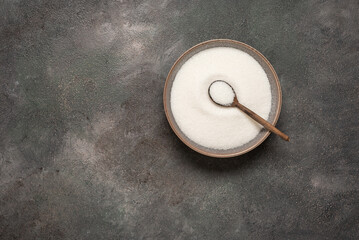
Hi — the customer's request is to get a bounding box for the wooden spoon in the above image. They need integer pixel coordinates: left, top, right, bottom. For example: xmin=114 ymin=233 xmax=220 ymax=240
xmin=208 ymin=80 xmax=290 ymax=141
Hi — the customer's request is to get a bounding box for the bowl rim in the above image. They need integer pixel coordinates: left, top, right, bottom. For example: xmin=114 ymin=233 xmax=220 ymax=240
xmin=163 ymin=39 xmax=282 ymax=158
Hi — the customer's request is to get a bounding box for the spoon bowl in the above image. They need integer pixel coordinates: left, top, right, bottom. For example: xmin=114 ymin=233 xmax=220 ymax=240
xmin=208 ymin=80 xmax=236 ymax=107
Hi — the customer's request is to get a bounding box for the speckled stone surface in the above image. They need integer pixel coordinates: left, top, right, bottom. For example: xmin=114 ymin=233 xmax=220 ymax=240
xmin=0 ymin=0 xmax=358 ymax=239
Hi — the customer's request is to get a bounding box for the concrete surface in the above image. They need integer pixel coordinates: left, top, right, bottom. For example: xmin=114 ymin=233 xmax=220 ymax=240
xmin=1 ymin=0 xmax=358 ymax=239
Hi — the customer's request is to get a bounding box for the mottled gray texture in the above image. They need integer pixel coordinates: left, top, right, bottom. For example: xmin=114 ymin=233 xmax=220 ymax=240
xmin=0 ymin=0 xmax=358 ymax=239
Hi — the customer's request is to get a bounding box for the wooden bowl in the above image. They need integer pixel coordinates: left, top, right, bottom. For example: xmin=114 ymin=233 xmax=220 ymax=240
xmin=163 ymin=39 xmax=282 ymax=158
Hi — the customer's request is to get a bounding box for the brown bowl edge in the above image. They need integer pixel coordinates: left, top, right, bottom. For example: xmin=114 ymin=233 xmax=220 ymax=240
xmin=163 ymin=39 xmax=282 ymax=158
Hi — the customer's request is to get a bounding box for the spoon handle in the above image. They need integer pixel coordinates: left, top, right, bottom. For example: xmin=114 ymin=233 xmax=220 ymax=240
xmin=233 ymin=99 xmax=290 ymax=141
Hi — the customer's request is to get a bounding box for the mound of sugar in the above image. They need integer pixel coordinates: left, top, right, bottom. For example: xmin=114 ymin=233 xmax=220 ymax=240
xmin=170 ymin=47 xmax=271 ymax=150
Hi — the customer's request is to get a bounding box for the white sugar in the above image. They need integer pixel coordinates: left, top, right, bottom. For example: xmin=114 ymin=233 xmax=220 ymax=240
xmin=170 ymin=47 xmax=271 ymax=150
xmin=209 ymin=81 xmax=235 ymax=106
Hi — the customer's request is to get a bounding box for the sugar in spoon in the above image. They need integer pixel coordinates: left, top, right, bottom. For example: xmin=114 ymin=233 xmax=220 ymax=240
xmin=208 ymin=80 xmax=290 ymax=141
